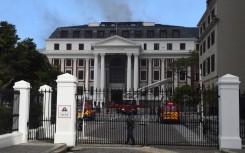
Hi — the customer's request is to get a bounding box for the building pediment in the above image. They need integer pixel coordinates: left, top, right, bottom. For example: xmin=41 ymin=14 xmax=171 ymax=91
xmin=92 ymin=35 xmax=141 ymax=48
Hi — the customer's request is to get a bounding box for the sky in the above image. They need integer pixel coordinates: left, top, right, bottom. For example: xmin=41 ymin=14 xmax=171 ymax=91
xmin=0 ymin=0 xmax=206 ymax=49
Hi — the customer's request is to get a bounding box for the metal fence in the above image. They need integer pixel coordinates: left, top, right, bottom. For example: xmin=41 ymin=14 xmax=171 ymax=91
xmin=76 ymin=88 xmax=218 ymax=147
xmin=240 ymin=92 xmax=245 ymax=145
xmin=0 ymin=89 xmax=20 ymax=135
xmin=28 ymin=90 xmax=56 ymax=141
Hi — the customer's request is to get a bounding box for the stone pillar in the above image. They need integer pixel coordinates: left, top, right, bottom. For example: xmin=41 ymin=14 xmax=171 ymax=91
xmin=85 ymin=58 xmax=89 ymax=91
xmin=217 ymin=74 xmax=241 ymax=150
xmin=39 ymin=85 xmax=52 ymax=121
xmin=54 ymin=73 xmax=77 ymax=147
xmin=127 ymin=53 xmax=132 ymax=92
xmin=61 ymin=58 xmax=65 ymax=73
xmin=100 ymin=54 xmax=105 ymax=104
xmin=73 ymin=58 xmax=77 ymax=77
xmin=161 ymin=59 xmax=165 ymax=90
xmin=13 ymin=80 xmax=31 ymax=143
xmin=94 ymin=54 xmax=99 ymax=90
xmin=187 ymin=66 xmax=191 ymax=85
xmin=134 ymin=54 xmax=139 ymax=91
xmin=148 ymin=59 xmax=152 ymax=85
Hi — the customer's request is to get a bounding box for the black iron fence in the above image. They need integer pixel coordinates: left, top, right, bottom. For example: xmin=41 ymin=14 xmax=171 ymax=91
xmin=76 ymin=88 xmax=218 ymax=147
xmin=28 ymin=90 xmax=56 ymax=141
xmin=240 ymin=92 xmax=245 ymax=145
xmin=0 ymin=89 xmax=20 ymax=135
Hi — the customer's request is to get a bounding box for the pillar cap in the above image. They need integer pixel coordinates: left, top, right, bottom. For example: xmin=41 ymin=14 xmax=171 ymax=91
xmin=13 ymin=80 xmax=31 ymax=89
xmin=39 ymin=85 xmax=52 ymax=92
xmin=217 ymin=74 xmax=240 ymax=85
xmin=56 ymin=73 xmax=78 ymax=83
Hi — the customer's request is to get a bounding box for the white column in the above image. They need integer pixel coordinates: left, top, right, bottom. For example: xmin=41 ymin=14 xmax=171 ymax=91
xmin=134 ymin=54 xmax=139 ymax=91
xmin=217 ymin=74 xmax=241 ymax=150
xmin=13 ymin=80 xmax=31 ymax=143
xmin=100 ymin=54 xmax=105 ymax=104
xmin=161 ymin=59 xmax=165 ymax=91
xmin=54 ymin=73 xmax=77 ymax=147
xmin=187 ymin=66 xmax=191 ymax=85
xmin=127 ymin=53 xmax=132 ymax=92
xmin=85 ymin=58 xmax=89 ymax=91
xmin=39 ymin=85 xmax=52 ymax=121
xmin=148 ymin=59 xmax=152 ymax=85
xmin=100 ymin=54 xmax=105 ymax=90
xmin=61 ymin=58 xmax=65 ymax=73
xmin=94 ymin=54 xmax=99 ymax=90
xmin=73 ymin=58 xmax=77 ymax=77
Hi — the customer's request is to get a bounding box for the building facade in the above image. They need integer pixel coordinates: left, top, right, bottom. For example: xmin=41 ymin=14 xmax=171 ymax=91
xmin=43 ymin=22 xmax=198 ymax=102
xmin=198 ymin=0 xmax=245 ymax=90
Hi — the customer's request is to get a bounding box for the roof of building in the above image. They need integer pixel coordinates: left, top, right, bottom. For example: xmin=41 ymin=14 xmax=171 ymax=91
xmin=49 ymin=22 xmax=198 ymax=39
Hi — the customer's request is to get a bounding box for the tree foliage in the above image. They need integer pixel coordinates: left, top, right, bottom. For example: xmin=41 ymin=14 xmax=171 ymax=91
xmin=0 ymin=21 xmax=61 ymax=90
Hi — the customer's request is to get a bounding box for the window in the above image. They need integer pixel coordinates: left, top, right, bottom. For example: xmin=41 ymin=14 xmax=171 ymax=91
xmin=66 ymin=43 xmax=72 ymax=50
xmin=203 ymin=41 xmax=206 ymax=53
xmin=211 ymin=31 xmax=215 ymax=45
xmin=66 ymin=59 xmax=72 ymax=67
xmin=134 ymin=31 xmax=141 ymax=38
xmin=97 ymin=31 xmax=104 ymax=38
xmin=207 ymin=57 xmax=210 ymax=74
xmin=85 ymin=31 xmax=92 ymax=38
xmin=140 ymin=70 xmax=147 ymax=81
xmin=79 ymin=44 xmax=84 ymax=50
xmin=77 ymin=86 xmax=83 ymax=94
xmin=60 ymin=30 xmax=68 ymax=38
xmin=78 ymin=70 xmax=84 ymax=80
xmin=167 ymin=43 xmax=172 ymax=50
xmin=78 ymin=59 xmax=84 ymax=67
xmin=207 ymin=15 xmax=211 ymax=25
xmin=173 ymin=30 xmax=180 ymax=38
xmin=53 ymin=59 xmax=60 ymax=67
xmin=73 ymin=30 xmax=80 ymax=38
xmin=211 ymin=54 xmax=215 ymax=72
xmin=65 ymin=70 xmax=72 ymax=74
xmin=54 ymin=44 xmax=59 ymax=50
xmin=196 ymin=44 xmax=199 ymax=51
xmin=207 ymin=35 xmax=211 ymax=49
xmin=122 ymin=31 xmax=129 ymax=38
xmin=90 ymin=70 xmax=94 ymax=80
xmin=90 ymin=86 xmax=93 ymax=95
xmin=140 ymin=59 xmax=147 ymax=67
xmin=110 ymin=31 xmax=116 ymax=36
xmin=203 ymin=60 xmax=206 ymax=76
xmin=153 ymin=70 xmax=160 ymax=81
xmin=90 ymin=59 xmax=94 ymax=67
xmin=147 ymin=30 xmax=154 ymax=38
xmin=211 ymin=8 xmax=215 ymax=19
xmin=144 ymin=43 xmax=147 ymax=50
xmin=154 ymin=43 xmax=159 ymax=50
xmin=200 ymin=44 xmax=203 ymax=55
xmin=167 ymin=70 xmax=172 ymax=78
xmin=160 ymin=30 xmax=167 ymax=38
xmin=179 ymin=71 xmax=186 ymax=81
xmin=180 ymin=43 xmax=186 ymax=50
xmin=153 ymin=59 xmax=160 ymax=67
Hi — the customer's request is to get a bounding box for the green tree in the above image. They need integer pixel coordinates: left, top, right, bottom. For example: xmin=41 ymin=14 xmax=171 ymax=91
xmin=0 ymin=21 xmax=61 ymax=90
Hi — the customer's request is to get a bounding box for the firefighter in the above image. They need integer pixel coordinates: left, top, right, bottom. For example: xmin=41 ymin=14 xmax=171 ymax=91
xmin=125 ymin=112 xmax=135 ymax=145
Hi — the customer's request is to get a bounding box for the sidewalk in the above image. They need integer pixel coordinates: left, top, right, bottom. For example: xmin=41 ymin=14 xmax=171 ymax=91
xmin=0 ymin=142 xmax=244 ymax=153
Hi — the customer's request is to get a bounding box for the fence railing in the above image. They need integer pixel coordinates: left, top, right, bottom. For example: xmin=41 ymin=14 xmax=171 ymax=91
xmin=0 ymin=89 xmax=20 ymax=135
xmin=240 ymin=92 xmax=245 ymax=145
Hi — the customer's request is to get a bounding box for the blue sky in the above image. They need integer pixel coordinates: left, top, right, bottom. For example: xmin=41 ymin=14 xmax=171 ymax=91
xmin=0 ymin=0 xmax=206 ymax=49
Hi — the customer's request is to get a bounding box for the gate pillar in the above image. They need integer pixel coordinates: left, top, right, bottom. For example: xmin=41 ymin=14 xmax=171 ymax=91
xmin=217 ymin=74 xmax=241 ymax=150
xmin=54 ymin=73 xmax=77 ymax=147
xmin=13 ymin=80 xmax=31 ymax=143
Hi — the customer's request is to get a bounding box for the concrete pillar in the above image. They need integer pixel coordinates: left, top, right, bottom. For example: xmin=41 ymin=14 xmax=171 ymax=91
xmin=127 ymin=53 xmax=132 ymax=92
xmin=13 ymin=80 xmax=31 ymax=143
xmin=60 ymin=58 xmax=65 ymax=73
xmin=85 ymin=58 xmax=89 ymax=91
xmin=217 ymin=74 xmax=241 ymax=150
xmin=54 ymin=73 xmax=77 ymax=147
xmin=148 ymin=58 xmax=152 ymax=85
xmin=94 ymin=54 xmax=99 ymax=90
xmin=100 ymin=54 xmax=105 ymax=90
xmin=73 ymin=58 xmax=77 ymax=77
xmin=134 ymin=54 xmax=139 ymax=91
xmin=187 ymin=66 xmax=191 ymax=85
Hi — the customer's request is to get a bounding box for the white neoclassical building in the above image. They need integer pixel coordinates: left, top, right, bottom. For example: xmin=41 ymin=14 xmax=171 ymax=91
xmin=43 ymin=22 xmax=198 ymax=102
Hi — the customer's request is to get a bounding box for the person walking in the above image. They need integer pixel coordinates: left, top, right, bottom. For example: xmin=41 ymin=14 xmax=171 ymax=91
xmin=125 ymin=112 xmax=135 ymax=145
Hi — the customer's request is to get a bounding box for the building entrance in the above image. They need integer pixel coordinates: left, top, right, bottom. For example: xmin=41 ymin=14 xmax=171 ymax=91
xmin=111 ymin=89 xmax=123 ymax=104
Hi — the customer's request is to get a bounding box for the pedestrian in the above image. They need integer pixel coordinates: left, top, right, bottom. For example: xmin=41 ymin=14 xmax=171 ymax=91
xmin=125 ymin=112 xmax=135 ymax=145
